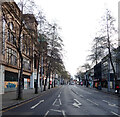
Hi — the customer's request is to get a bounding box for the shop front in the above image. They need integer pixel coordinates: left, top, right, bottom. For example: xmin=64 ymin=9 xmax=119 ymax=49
xmin=22 ymin=74 xmax=30 ymax=89
xmin=5 ymin=70 xmax=18 ymax=92
xmin=93 ymin=79 xmax=99 ymax=88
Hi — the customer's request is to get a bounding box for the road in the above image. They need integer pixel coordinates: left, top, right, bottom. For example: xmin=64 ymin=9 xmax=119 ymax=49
xmin=2 ymin=85 xmax=120 ymax=116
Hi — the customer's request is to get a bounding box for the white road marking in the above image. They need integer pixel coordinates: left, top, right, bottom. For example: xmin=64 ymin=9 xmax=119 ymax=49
xmin=62 ymin=110 xmax=66 ymax=117
xmin=31 ymin=100 xmax=44 ymax=109
xmin=73 ymin=102 xmax=80 ymax=108
xmin=73 ymin=99 xmax=82 ymax=108
xmin=87 ymin=99 xmax=98 ymax=106
xmin=50 ymin=109 xmax=62 ymax=113
xmin=74 ymin=99 xmax=82 ymax=105
xmin=79 ymin=95 xmax=84 ymax=98
xmin=52 ymin=99 xmax=57 ymax=106
xmin=44 ymin=111 xmax=49 ymax=117
xmin=102 ymin=100 xmax=109 ymax=103
xmin=59 ymin=99 xmax=62 ymax=105
xmin=102 ymin=100 xmax=119 ymax=108
xmin=108 ymin=103 xmax=116 ymax=107
xmin=58 ymin=94 xmax=60 ymax=98
xmin=111 ymin=111 xmax=120 ymax=117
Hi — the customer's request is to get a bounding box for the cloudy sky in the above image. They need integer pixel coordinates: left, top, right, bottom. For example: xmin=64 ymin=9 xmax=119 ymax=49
xmin=16 ymin=0 xmax=119 ymax=77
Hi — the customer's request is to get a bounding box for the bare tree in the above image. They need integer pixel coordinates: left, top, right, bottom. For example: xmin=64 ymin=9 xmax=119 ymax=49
xmin=87 ymin=36 xmax=105 ymax=65
xmin=47 ymin=23 xmax=63 ymax=89
xmin=100 ymin=9 xmax=118 ymax=90
xmin=15 ymin=0 xmax=36 ymax=99
xmin=82 ymin=63 xmax=91 ymax=72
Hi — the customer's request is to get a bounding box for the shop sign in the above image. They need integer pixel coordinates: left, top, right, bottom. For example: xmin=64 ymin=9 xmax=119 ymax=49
xmin=4 ymin=81 xmax=18 ymax=89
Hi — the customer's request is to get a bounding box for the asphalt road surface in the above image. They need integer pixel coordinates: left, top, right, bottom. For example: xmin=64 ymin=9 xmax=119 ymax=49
xmin=2 ymin=85 xmax=120 ymax=116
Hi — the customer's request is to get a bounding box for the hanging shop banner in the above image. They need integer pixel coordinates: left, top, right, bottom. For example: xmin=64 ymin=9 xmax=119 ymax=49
xmin=4 ymin=81 xmax=18 ymax=89
xmin=24 ymin=78 xmax=27 ymax=89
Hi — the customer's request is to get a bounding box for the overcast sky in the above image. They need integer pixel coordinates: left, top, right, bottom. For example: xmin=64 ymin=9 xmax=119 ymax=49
xmin=16 ymin=0 xmax=119 ymax=77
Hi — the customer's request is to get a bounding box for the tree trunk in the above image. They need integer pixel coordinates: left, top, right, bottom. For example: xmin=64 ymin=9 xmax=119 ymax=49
xmin=109 ymin=49 xmax=117 ymax=88
xmin=43 ymin=78 xmax=47 ymax=91
xmin=106 ymin=14 xmax=117 ymax=91
xmin=54 ymin=79 xmax=55 ymax=87
xmin=44 ymin=69 xmax=48 ymax=91
xmin=17 ymin=53 xmax=23 ymax=100
xmin=35 ymin=57 xmax=39 ymax=94
xmin=51 ymin=73 xmax=54 ymax=88
xmin=48 ymin=71 xmax=50 ymax=89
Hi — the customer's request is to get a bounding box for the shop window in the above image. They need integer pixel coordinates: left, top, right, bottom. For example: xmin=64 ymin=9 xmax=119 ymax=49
xmin=5 ymin=71 xmax=18 ymax=81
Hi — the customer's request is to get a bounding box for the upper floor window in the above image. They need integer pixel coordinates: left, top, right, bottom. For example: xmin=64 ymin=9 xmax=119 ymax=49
xmin=9 ymin=22 xmax=14 ymax=30
xmin=2 ymin=16 xmax=6 ymax=55
xmin=7 ymin=22 xmax=16 ymax=45
xmin=23 ymin=58 xmax=31 ymax=70
xmin=7 ymin=30 xmax=10 ymax=42
xmin=6 ymin=47 xmax=17 ymax=66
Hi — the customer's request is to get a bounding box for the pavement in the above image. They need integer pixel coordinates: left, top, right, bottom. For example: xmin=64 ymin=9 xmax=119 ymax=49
xmin=86 ymin=85 xmax=120 ymax=96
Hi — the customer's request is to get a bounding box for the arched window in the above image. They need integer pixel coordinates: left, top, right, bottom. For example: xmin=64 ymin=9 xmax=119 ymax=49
xmin=9 ymin=22 xmax=14 ymax=30
xmin=7 ymin=30 xmax=10 ymax=42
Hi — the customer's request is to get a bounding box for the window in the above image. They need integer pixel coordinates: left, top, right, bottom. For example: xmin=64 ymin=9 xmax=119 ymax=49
xmin=26 ymin=46 xmax=27 ymax=55
xmin=23 ymin=58 xmax=31 ymax=70
xmin=11 ymin=33 xmax=14 ymax=44
xmin=22 ymin=44 xmax=25 ymax=52
xmin=6 ymin=48 xmax=17 ymax=66
xmin=7 ymin=30 xmax=10 ymax=42
xmin=7 ymin=22 xmax=16 ymax=45
xmin=2 ymin=16 xmax=6 ymax=55
xmin=9 ymin=22 xmax=14 ymax=30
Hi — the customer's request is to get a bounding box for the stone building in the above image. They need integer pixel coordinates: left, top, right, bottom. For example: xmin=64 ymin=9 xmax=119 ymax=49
xmin=0 ymin=1 xmax=43 ymax=93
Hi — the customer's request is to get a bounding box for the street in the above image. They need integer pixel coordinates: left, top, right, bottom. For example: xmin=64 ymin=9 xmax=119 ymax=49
xmin=2 ymin=85 xmax=120 ymax=116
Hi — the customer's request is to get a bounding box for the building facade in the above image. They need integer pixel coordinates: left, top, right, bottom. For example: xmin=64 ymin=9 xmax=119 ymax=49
xmin=0 ymin=1 xmax=47 ymax=93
